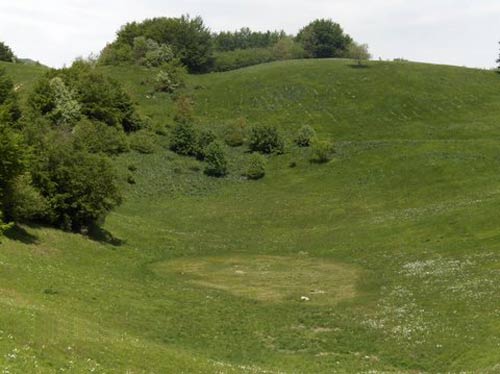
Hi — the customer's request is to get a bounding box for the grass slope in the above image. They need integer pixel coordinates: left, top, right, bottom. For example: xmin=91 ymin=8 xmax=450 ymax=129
xmin=1 ymin=59 xmax=500 ymax=373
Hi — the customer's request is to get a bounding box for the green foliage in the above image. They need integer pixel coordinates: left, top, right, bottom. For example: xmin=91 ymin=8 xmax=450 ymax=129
xmin=0 ymin=125 xmax=27 ymax=220
xmin=311 ymin=139 xmax=335 ymax=163
xmin=0 ymin=67 xmax=21 ymax=125
xmin=170 ymin=122 xmax=198 ymax=156
xmin=203 ymin=141 xmax=228 ymax=177
xmin=248 ymin=124 xmax=285 ymax=154
xmin=345 ymin=42 xmax=371 ymax=65
xmin=28 ymin=63 xmax=141 ymax=132
xmin=212 ymin=48 xmax=275 ymax=72
xmin=245 ymin=153 xmax=267 ymax=180
xmin=99 ymin=42 xmax=133 ymax=65
xmin=195 ymin=128 xmax=217 ymax=160
xmin=73 ymin=119 xmax=129 ymax=155
xmin=295 ymin=125 xmax=317 ymax=147
xmin=49 ymin=77 xmax=81 ymax=126
xmin=272 ymin=37 xmax=306 ymax=60
xmin=3 ymin=174 xmax=48 ymax=222
xmin=106 ymin=15 xmax=213 ymax=73
xmin=0 ymin=41 xmax=16 ymax=62
xmin=129 ymin=130 xmax=156 ymax=154
xmin=296 ymin=19 xmax=352 ymax=58
xmin=224 ymin=117 xmax=247 ymax=147
xmin=133 ymin=36 xmax=175 ymax=67
xmin=30 ymin=135 xmax=122 ymax=232
xmin=154 ymin=62 xmax=187 ymax=93
xmin=213 ymin=28 xmax=286 ymax=52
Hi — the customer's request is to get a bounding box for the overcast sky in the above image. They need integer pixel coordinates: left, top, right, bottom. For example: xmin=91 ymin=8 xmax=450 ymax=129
xmin=0 ymin=0 xmax=499 ymax=68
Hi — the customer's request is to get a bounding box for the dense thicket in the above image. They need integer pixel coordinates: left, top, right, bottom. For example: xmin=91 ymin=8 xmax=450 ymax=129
xmin=100 ymin=15 xmax=213 ymax=73
xmin=100 ymin=16 xmax=364 ymax=73
xmin=0 ymin=63 xmax=139 ymax=234
xmin=0 ymin=41 xmax=16 ymax=63
xmin=212 ymin=28 xmax=286 ymax=52
xmin=29 ymin=62 xmax=142 ymax=132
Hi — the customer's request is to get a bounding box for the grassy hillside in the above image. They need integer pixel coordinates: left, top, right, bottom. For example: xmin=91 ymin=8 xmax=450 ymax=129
xmin=1 ymin=59 xmax=500 ymax=373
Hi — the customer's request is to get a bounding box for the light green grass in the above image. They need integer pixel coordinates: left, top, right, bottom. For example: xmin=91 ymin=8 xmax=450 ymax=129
xmin=1 ymin=59 xmax=500 ymax=372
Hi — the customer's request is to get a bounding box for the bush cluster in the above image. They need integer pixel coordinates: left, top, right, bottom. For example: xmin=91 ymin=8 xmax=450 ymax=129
xmin=99 ymin=16 xmax=366 ymax=73
xmin=0 ymin=63 xmax=130 ymax=234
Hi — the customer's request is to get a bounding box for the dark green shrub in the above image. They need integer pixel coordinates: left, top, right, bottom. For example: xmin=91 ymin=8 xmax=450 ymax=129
xmin=170 ymin=122 xmax=198 ymax=156
xmin=248 ymin=124 xmax=284 ymax=154
xmin=295 ymin=125 xmax=316 ymax=147
xmin=311 ymin=140 xmax=335 ymax=163
xmin=245 ymin=153 xmax=267 ymax=180
xmin=0 ymin=42 xmax=16 ymax=62
xmin=204 ymin=141 xmax=228 ymax=177
xmin=196 ymin=128 xmax=217 ymax=160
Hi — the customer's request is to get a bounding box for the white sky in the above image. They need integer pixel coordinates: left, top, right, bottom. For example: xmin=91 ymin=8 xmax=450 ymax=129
xmin=0 ymin=0 xmax=499 ymax=69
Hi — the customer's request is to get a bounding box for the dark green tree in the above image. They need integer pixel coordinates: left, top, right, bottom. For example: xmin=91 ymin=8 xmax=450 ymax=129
xmin=106 ymin=15 xmax=214 ymax=73
xmin=30 ymin=134 xmax=122 ymax=232
xmin=0 ymin=42 xmax=16 ymax=62
xmin=296 ymin=19 xmax=352 ymax=58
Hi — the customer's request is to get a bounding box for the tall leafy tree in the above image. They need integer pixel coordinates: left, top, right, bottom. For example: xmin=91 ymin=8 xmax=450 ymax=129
xmin=0 ymin=41 xmax=16 ymax=62
xmin=108 ymin=15 xmax=213 ymax=73
xmin=296 ymin=19 xmax=352 ymax=58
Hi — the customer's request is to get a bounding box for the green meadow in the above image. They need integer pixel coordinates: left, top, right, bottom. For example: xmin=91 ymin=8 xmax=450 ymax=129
xmin=1 ymin=59 xmax=500 ymax=372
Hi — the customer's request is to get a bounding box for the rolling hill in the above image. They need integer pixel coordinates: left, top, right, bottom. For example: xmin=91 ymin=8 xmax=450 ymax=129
xmin=1 ymin=59 xmax=500 ymax=373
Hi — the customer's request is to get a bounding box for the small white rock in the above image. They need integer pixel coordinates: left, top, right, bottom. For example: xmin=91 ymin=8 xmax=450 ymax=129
xmin=300 ymin=296 xmax=310 ymax=301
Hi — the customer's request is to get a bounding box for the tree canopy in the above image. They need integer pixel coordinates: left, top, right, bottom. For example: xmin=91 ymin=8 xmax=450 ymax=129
xmin=296 ymin=19 xmax=352 ymax=58
xmin=0 ymin=41 xmax=16 ymax=63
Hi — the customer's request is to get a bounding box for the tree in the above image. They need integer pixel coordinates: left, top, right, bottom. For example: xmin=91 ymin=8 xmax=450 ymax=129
xmin=0 ymin=125 xmax=27 ymax=221
xmin=0 ymin=41 xmax=16 ymax=62
xmin=108 ymin=15 xmax=214 ymax=73
xmin=28 ymin=62 xmax=142 ymax=133
xmin=0 ymin=67 xmax=21 ymax=125
xmin=296 ymin=19 xmax=352 ymax=58
xmin=30 ymin=135 xmax=122 ymax=232
xmin=346 ymin=43 xmax=371 ymax=66
xmin=49 ymin=77 xmax=81 ymax=126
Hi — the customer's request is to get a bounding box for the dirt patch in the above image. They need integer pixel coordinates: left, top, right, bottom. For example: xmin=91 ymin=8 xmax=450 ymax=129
xmin=154 ymin=255 xmax=360 ymax=305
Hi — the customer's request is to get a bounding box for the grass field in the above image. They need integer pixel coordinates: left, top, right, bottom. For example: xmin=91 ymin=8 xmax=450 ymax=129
xmin=1 ymin=59 xmax=500 ymax=372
